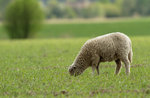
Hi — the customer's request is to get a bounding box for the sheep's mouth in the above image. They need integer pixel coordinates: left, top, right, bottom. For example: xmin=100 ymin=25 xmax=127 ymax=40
xmin=69 ymin=72 xmax=74 ymax=76
xmin=74 ymin=72 xmax=82 ymax=77
xmin=69 ymin=71 xmax=76 ymax=76
xmin=69 ymin=72 xmax=79 ymax=77
xmin=74 ymin=73 xmax=78 ymax=77
xmin=69 ymin=68 xmax=82 ymax=77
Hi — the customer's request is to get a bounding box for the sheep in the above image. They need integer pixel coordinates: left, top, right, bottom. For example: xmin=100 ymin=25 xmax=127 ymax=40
xmin=68 ymin=32 xmax=133 ymax=76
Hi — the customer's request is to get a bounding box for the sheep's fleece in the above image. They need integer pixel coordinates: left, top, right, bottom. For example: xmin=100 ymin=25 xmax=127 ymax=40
xmin=69 ymin=32 xmax=133 ymax=76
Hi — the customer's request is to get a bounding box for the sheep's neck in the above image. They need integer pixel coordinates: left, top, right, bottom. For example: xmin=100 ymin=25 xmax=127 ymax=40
xmin=75 ymin=51 xmax=91 ymax=72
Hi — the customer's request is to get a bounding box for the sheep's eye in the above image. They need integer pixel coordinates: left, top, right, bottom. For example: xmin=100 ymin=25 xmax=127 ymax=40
xmin=73 ymin=66 xmax=76 ymax=69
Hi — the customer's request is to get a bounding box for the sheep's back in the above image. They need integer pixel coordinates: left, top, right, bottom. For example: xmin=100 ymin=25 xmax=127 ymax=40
xmin=83 ymin=32 xmax=131 ymax=62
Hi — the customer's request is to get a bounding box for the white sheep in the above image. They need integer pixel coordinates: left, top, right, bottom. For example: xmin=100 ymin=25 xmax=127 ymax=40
xmin=68 ymin=32 xmax=133 ymax=76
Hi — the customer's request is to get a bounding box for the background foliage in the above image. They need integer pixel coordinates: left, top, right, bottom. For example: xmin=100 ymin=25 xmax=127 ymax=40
xmin=4 ymin=0 xmax=44 ymax=39
xmin=1 ymin=0 xmax=150 ymax=19
xmin=42 ymin=0 xmax=150 ymax=18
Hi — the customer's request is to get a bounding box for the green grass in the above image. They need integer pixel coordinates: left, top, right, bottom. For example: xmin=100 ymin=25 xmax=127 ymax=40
xmin=38 ymin=21 xmax=150 ymax=38
xmin=0 ymin=36 xmax=150 ymax=97
xmin=0 ymin=17 xmax=150 ymax=39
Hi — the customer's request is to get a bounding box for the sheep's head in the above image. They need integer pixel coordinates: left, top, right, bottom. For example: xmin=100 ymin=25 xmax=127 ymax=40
xmin=68 ymin=64 xmax=83 ymax=76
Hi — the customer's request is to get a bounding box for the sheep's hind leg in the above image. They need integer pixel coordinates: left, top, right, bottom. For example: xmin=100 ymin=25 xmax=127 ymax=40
xmin=96 ymin=64 xmax=100 ymax=75
xmin=91 ymin=55 xmax=100 ymax=75
xmin=115 ymin=59 xmax=122 ymax=75
xmin=122 ymin=57 xmax=130 ymax=75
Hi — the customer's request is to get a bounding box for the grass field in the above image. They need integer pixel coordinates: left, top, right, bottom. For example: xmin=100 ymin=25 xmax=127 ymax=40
xmin=0 ymin=36 xmax=150 ymax=97
xmin=38 ymin=18 xmax=150 ymax=38
xmin=0 ymin=17 xmax=150 ymax=39
xmin=0 ymin=18 xmax=150 ymax=97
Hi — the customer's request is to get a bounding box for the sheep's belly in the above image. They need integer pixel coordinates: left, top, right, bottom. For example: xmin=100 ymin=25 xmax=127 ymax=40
xmin=100 ymin=53 xmax=117 ymax=62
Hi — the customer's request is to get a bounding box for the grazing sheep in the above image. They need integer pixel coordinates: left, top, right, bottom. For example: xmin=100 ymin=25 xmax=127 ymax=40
xmin=68 ymin=32 xmax=133 ymax=76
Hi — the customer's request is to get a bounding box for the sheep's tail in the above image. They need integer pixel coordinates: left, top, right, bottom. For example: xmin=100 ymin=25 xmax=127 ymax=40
xmin=128 ymin=48 xmax=133 ymax=63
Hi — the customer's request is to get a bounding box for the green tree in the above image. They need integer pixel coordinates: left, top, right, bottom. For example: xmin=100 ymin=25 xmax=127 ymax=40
xmin=46 ymin=0 xmax=64 ymax=18
xmin=82 ymin=3 xmax=102 ymax=18
xmin=64 ymin=7 xmax=76 ymax=18
xmin=136 ymin=0 xmax=150 ymax=16
xmin=103 ymin=3 xmax=121 ymax=17
xmin=122 ymin=0 xmax=136 ymax=16
xmin=122 ymin=0 xmax=150 ymax=16
xmin=4 ymin=0 xmax=44 ymax=39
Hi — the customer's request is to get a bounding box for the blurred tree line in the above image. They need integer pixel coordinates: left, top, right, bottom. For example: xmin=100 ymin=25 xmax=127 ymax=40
xmin=43 ymin=0 xmax=122 ymax=18
xmin=42 ymin=0 xmax=150 ymax=18
xmin=1 ymin=0 xmax=150 ymax=19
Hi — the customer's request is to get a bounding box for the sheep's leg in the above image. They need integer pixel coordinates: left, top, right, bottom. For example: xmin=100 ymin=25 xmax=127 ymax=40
xmin=92 ymin=66 xmax=96 ymax=75
xmin=91 ymin=55 xmax=100 ymax=75
xmin=96 ymin=64 xmax=100 ymax=75
xmin=115 ymin=59 xmax=122 ymax=75
xmin=122 ymin=57 xmax=130 ymax=75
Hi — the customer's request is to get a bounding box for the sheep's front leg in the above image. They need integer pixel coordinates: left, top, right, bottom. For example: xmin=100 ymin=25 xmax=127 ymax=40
xmin=92 ymin=66 xmax=95 ymax=75
xmin=115 ymin=59 xmax=122 ymax=75
xmin=91 ymin=55 xmax=100 ymax=75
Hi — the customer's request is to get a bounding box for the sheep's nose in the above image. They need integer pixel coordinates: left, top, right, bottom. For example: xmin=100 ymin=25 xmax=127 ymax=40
xmin=69 ymin=72 xmax=74 ymax=76
xmin=68 ymin=70 xmax=73 ymax=76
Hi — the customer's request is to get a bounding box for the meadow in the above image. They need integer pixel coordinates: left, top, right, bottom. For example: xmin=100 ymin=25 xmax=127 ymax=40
xmin=0 ymin=17 xmax=150 ymax=39
xmin=0 ymin=18 xmax=150 ymax=97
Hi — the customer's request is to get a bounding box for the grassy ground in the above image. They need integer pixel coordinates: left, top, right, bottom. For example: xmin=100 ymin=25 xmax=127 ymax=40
xmin=0 ymin=17 xmax=150 ymax=39
xmin=0 ymin=36 xmax=150 ymax=97
xmin=38 ymin=17 xmax=150 ymax=38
